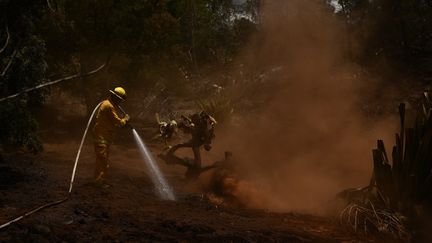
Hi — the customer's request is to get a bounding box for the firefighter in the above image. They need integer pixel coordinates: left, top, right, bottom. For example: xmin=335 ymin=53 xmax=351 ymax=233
xmin=93 ymin=87 xmax=130 ymax=185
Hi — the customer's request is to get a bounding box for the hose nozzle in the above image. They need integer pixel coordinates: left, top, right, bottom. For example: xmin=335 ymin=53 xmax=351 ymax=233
xmin=118 ymin=105 xmax=134 ymax=129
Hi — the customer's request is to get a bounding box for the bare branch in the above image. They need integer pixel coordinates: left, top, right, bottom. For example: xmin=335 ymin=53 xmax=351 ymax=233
xmin=0 ymin=25 xmax=10 ymax=55
xmin=0 ymin=49 xmax=17 ymax=77
xmin=0 ymin=62 xmax=107 ymax=103
xmin=47 ymin=0 xmax=55 ymax=12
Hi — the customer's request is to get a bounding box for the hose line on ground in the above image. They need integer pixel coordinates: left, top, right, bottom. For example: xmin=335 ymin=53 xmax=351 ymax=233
xmin=0 ymin=102 xmax=102 ymax=230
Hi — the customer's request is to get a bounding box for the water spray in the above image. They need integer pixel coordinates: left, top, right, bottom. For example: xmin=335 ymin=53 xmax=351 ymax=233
xmin=118 ymin=105 xmax=176 ymax=201
xmin=132 ymin=130 xmax=176 ymax=200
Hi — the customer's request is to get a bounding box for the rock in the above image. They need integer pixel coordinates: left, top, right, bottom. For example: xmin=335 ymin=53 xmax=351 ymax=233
xmin=33 ymin=224 xmax=51 ymax=235
xmin=63 ymin=219 xmax=74 ymax=225
xmin=101 ymin=211 xmax=109 ymax=219
xmin=27 ymin=233 xmax=49 ymax=243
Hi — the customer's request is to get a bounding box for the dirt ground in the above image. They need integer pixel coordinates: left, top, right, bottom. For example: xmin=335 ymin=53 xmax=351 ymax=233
xmin=0 ymin=126 xmax=389 ymax=242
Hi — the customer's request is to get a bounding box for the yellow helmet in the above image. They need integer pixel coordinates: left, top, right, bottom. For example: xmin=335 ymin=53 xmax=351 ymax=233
xmin=109 ymin=87 xmax=127 ymax=100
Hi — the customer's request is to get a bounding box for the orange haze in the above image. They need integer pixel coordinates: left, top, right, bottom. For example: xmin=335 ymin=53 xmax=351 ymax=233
xmin=209 ymin=0 xmax=397 ymax=214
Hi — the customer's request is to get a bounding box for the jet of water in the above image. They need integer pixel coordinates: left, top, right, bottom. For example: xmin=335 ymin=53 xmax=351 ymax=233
xmin=132 ymin=128 xmax=176 ymax=201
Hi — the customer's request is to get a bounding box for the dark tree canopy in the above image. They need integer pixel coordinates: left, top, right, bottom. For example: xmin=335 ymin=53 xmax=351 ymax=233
xmin=0 ymin=0 xmax=48 ymax=153
xmin=336 ymin=0 xmax=432 ymax=79
xmin=3 ymin=0 xmax=432 ymax=153
xmin=0 ymin=0 xmax=258 ymax=153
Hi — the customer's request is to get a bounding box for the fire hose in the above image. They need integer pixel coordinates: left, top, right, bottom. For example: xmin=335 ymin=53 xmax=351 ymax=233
xmin=0 ymin=101 xmax=103 ymax=230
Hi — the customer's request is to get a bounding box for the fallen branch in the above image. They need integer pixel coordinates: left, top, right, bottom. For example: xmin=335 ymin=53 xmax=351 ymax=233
xmin=0 ymin=49 xmax=16 ymax=77
xmin=47 ymin=0 xmax=55 ymax=12
xmin=0 ymin=62 xmax=107 ymax=103
xmin=0 ymin=25 xmax=9 ymax=55
xmin=339 ymin=202 xmax=409 ymax=239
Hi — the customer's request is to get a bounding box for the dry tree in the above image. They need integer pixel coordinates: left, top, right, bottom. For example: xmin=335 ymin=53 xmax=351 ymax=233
xmin=337 ymin=91 xmax=432 ymax=240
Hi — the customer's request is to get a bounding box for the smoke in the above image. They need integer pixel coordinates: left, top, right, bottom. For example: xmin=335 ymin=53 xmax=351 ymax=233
xmin=209 ymin=0 xmax=397 ymax=213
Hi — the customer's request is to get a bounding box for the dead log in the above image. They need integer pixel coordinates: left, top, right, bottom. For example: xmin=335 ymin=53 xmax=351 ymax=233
xmin=0 ymin=62 xmax=107 ymax=103
xmin=0 ymin=25 xmax=10 ymax=55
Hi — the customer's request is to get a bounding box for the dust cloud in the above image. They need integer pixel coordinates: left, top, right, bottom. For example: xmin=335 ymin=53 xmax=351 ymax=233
xmin=210 ymin=0 xmax=397 ymax=214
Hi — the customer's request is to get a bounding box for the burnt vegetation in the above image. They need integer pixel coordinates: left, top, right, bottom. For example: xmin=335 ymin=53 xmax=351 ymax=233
xmin=2 ymin=0 xmax=432 ymax=241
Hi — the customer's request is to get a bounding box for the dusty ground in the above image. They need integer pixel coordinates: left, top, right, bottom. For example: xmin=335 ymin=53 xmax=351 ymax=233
xmin=0 ymin=125 xmax=387 ymax=242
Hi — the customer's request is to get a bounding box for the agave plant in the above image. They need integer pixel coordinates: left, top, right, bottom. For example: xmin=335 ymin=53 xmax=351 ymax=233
xmin=196 ymin=96 xmax=234 ymax=124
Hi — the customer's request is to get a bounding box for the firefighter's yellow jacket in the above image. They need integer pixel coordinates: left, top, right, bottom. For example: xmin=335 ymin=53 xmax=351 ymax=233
xmin=93 ymin=99 xmax=127 ymax=144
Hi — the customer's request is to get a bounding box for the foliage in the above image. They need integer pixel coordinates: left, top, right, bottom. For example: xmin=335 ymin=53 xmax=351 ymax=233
xmin=0 ymin=0 xmax=259 ymax=116
xmin=336 ymin=0 xmax=432 ymax=79
xmin=196 ymin=96 xmax=234 ymax=124
xmin=0 ymin=0 xmax=258 ymax=153
xmin=0 ymin=0 xmax=48 ymax=153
